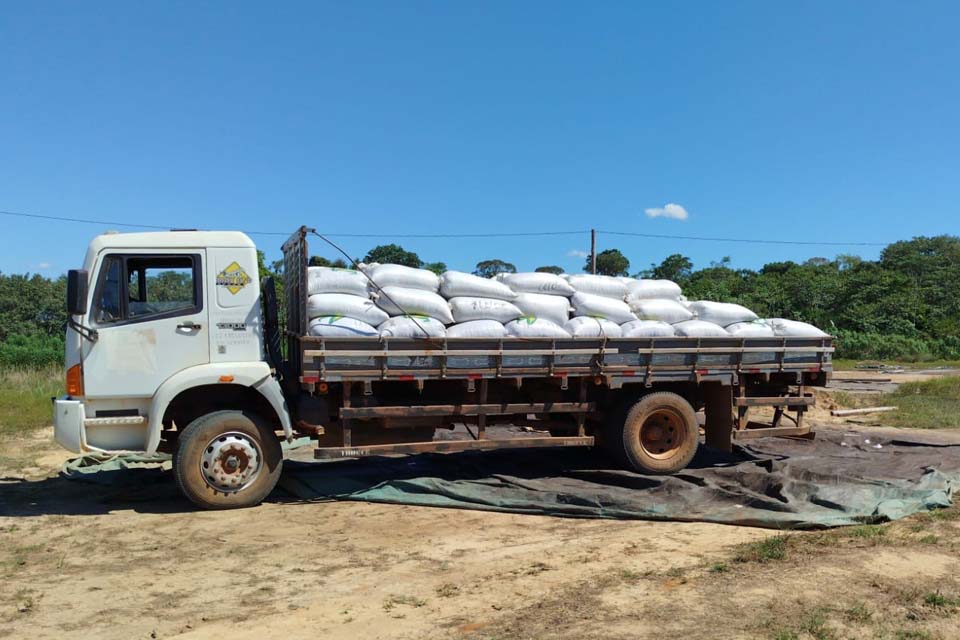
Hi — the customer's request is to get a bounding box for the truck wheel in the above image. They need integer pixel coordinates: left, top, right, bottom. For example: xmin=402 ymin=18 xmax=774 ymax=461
xmin=616 ymin=392 xmax=699 ymax=474
xmin=174 ymin=410 xmax=283 ymax=510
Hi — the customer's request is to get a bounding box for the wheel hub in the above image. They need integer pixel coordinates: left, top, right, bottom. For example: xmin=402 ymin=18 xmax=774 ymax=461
xmin=201 ymin=432 xmax=262 ymax=493
xmin=639 ymin=410 xmax=683 ymax=459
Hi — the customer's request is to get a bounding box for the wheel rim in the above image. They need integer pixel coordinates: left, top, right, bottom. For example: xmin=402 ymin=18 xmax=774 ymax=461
xmin=200 ymin=432 xmax=262 ymax=493
xmin=639 ymin=409 xmax=686 ymax=460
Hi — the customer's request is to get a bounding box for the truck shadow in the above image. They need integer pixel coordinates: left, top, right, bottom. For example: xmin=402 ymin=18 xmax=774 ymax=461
xmin=0 ymin=445 xmax=754 ymax=518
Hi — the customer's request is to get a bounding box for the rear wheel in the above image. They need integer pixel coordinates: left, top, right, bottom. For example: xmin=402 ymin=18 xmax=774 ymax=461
xmin=174 ymin=410 xmax=283 ymax=509
xmin=615 ymin=392 xmax=699 ymax=474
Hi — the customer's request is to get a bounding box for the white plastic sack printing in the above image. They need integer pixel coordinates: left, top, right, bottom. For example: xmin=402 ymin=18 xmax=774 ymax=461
xmin=499 ymin=272 xmax=576 ymax=296
xmin=448 ymin=297 xmax=523 ymax=323
xmin=512 ymin=292 xmax=573 ymax=327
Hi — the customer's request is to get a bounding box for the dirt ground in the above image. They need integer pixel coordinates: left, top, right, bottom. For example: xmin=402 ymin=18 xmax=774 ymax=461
xmin=3 ymin=385 xmax=960 ymax=640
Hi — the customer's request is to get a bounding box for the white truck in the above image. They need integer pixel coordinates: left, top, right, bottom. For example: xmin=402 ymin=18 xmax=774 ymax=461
xmin=54 ymin=227 xmax=833 ymax=509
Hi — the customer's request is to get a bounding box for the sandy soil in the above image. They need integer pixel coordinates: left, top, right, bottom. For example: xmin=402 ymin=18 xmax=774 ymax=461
xmin=3 ymin=421 xmax=959 ymax=640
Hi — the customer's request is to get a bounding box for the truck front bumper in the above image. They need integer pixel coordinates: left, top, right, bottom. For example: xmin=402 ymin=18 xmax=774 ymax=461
xmin=53 ymin=396 xmax=86 ymax=453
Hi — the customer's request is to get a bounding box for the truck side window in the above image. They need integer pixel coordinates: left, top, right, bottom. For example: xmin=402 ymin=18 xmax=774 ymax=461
xmin=127 ymin=257 xmax=196 ymax=318
xmin=96 ymin=256 xmax=122 ymax=323
xmin=93 ymin=254 xmax=202 ymax=324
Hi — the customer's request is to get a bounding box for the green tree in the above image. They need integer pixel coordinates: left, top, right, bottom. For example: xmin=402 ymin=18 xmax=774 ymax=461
xmin=363 ymin=244 xmax=422 ymax=268
xmin=586 ymin=249 xmax=630 ymax=276
xmin=535 ymin=265 xmax=564 ymax=274
xmin=423 ymin=262 xmax=447 ymax=275
xmin=474 ymin=260 xmax=517 ymax=278
xmin=647 ymin=254 xmax=693 ymax=282
xmin=309 ymin=256 xmax=349 ymax=268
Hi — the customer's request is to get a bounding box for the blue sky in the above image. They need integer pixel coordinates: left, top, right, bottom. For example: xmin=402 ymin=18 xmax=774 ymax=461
xmin=2 ymin=1 xmax=958 ymax=276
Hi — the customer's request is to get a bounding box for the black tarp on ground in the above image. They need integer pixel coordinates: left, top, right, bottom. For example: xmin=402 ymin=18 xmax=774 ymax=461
xmin=278 ymin=430 xmax=960 ymax=529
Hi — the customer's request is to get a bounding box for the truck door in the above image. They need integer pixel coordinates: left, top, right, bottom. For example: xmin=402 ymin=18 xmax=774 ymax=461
xmin=82 ymin=251 xmax=210 ymax=399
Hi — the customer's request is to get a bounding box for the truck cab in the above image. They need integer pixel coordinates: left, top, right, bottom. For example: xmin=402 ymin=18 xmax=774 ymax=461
xmin=54 ymin=231 xmax=291 ymax=508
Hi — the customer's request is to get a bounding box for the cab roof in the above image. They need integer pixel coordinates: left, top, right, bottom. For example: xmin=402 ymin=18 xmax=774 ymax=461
xmin=87 ymin=230 xmax=257 ymax=252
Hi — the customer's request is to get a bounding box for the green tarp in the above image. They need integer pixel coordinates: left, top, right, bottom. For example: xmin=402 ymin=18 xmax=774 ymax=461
xmin=60 ymin=431 xmax=960 ymax=529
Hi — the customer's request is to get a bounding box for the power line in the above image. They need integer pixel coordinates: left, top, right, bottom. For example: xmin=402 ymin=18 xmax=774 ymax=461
xmin=1 ymin=208 xmax=891 ymax=246
xmin=599 ymin=230 xmax=888 ymax=247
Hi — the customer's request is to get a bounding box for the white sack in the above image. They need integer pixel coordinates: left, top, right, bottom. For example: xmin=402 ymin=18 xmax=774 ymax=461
xmin=501 ymin=272 xmax=575 ymax=296
xmin=687 ymin=301 xmax=758 ymax=327
xmin=378 ymin=315 xmax=446 ymax=338
xmin=570 ymin=292 xmax=637 ymax=325
xmin=625 ymin=279 xmax=683 ymax=301
xmin=365 ymin=263 xmax=440 ymax=292
xmin=446 ymin=320 xmax=507 ymax=338
xmin=374 ymin=286 xmax=454 ymax=324
xmin=504 ymin=317 xmax=571 ymax=338
xmin=620 ymin=320 xmax=676 ymax=337
xmin=439 ymin=271 xmax=517 ymax=301
xmin=726 ymin=320 xmax=775 ymax=337
xmin=307 ymin=293 xmax=390 ymax=326
xmin=308 ymin=316 xmax=379 ymax=337
xmin=565 ymin=316 xmax=623 ymax=337
xmin=629 ymin=299 xmax=694 ymax=324
xmin=672 ymin=320 xmax=730 ymax=337
xmin=564 ymin=274 xmax=628 ymax=300
xmin=307 ymin=267 xmax=369 ymax=297
xmin=448 ymin=297 xmax=522 ymax=323
xmin=513 ymin=293 xmax=572 ymax=327
xmin=766 ymin=318 xmax=830 ymax=338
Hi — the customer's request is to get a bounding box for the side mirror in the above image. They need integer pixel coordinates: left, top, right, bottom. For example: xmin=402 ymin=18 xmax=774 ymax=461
xmin=67 ymin=270 xmax=89 ymax=315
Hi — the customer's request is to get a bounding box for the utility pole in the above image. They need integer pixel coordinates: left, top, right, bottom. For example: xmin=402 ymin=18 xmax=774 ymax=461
xmin=590 ymin=229 xmax=597 ymax=274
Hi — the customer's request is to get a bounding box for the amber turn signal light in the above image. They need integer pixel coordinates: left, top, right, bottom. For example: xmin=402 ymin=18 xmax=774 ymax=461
xmin=66 ymin=364 xmax=84 ymax=397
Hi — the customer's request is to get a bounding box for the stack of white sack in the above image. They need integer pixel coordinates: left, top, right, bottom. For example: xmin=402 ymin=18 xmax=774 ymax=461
xmin=726 ymin=319 xmax=775 ymax=337
xmin=564 ymin=274 xmax=628 ymax=299
xmin=686 ymin=301 xmax=758 ymax=327
xmin=570 ymin=292 xmax=637 ymax=325
xmin=378 ymin=315 xmax=446 ymax=338
xmin=624 ymin=279 xmax=683 ymax=302
xmin=564 ymin=316 xmax=622 ymax=337
xmin=620 ymin=320 xmax=676 ymax=337
xmin=365 ymin=264 xmax=455 ymax=330
xmin=500 ymin=272 xmax=575 ymax=332
xmin=766 ymin=318 xmax=830 ymax=337
xmin=307 ymin=266 xmax=388 ymax=336
xmin=504 ymin=316 xmax=571 ymax=338
xmin=441 ymin=271 xmax=523 ymax=334
xmin=629 ymin=298 xmax=694 ymax=324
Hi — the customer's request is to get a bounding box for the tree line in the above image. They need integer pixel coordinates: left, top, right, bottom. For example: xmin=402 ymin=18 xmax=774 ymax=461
xmin=2 ymin=235 xmax=957 ymax=366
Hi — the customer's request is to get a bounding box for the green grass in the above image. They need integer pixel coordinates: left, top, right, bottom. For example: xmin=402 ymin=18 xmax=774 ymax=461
xmin=0 ymin=366 xmax=63 ymax=440
xmin=833 ymin=376 xmax=960 ymax=430
xmin=734 ymin=536 xmax=788 ymax=564
xmin=832 ymin=359 xmax=960 ymax=371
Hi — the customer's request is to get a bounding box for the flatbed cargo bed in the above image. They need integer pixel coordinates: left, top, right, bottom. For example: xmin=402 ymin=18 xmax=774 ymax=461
xmin=297 ymin=335 xmax=833 ymax=385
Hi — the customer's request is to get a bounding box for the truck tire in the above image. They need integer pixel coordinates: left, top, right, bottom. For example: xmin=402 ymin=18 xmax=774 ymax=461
xmin=174 ymin=410 xmax=283 ymax=510
xmin=614 ymin=392 xmax=699 ymax=474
